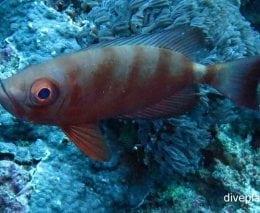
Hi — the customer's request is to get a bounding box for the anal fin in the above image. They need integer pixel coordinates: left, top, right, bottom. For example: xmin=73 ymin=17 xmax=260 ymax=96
xmin=120 ymin=85 xmax=200 ymax=119
xmin=61 ymin=124 xmax=110 ymax=161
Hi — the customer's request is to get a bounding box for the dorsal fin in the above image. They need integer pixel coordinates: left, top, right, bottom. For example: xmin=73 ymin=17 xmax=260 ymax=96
xmin=80 ymin=26 xmax=210 ymax=60
xmin=61 ymin=124 xmax=110 ymax=161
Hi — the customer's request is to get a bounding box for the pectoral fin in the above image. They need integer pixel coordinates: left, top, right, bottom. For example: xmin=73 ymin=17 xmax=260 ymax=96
xmin=61 ymin=124 xmax=110 ymax=161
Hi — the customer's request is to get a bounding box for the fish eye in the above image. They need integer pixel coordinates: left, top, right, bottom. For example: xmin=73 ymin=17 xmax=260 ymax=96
xmin=37 ymin=88 xmax=51 ymax=99
xmin=30 ymin=78 xmax=59 ymax=106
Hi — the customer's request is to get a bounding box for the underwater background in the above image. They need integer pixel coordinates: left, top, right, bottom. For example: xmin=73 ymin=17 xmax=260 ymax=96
xmin=0 ymin=0 xmax=259 ymax=212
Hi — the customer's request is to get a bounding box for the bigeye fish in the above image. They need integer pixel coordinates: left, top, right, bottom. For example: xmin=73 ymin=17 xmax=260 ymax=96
xmin=0 ymin=26 xmax=259 ymax=161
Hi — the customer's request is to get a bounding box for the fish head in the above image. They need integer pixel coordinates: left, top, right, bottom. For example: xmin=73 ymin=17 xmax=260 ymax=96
xmin=0 ymin=61 xmax=71 ymax=124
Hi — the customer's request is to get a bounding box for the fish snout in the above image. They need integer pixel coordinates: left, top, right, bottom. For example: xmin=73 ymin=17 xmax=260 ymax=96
xmin=0 ymin=79 xmax=16 ymax=116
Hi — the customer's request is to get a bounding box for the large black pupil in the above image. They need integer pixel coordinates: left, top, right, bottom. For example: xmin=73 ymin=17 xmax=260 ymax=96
xmin=38 ymin=88 xmax=51 ymax=99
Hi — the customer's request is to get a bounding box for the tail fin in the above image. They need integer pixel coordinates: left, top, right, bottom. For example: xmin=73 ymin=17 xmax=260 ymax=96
xmin=204 ymin=56 xmax=260 ymax=109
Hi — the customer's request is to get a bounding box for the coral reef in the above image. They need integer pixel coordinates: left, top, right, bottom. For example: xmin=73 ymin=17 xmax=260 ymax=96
xmin=0 ymin=42 xmax=19 ymax=79
xmin=137 ymin=115 xmax=212 ymax=176
xmin=212 ymin=120 xmax=260 ymax=212
xmin=0 ymin=0 xmax=80 ymax=67
xmin=0 ymin=160 xmax=31 ymax=212
xmin=0 ymin=0 xmax=259 ymax=212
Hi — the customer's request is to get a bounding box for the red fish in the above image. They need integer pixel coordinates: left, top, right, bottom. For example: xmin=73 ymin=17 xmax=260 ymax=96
xmin=0 ymin=27 xmax=259 ymax=161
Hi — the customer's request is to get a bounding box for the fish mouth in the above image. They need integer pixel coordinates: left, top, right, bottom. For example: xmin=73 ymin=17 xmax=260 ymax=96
xmin=0 ymin=79 xmax=17 ymax=116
